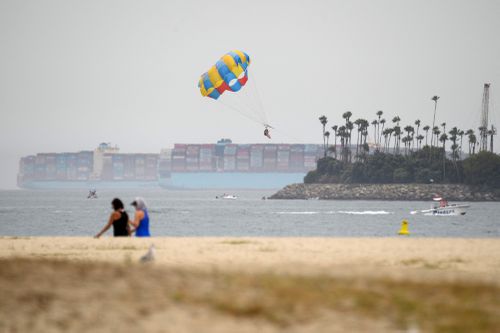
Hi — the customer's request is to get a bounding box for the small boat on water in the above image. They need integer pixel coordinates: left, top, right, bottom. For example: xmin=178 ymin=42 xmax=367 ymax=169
xmin=411 ymin=196 xmax=469 ymax=216
xmin=87 ymin=189 xmax=98 ymax=199
xmin=215 ymin=194 xmax=238 ymax=200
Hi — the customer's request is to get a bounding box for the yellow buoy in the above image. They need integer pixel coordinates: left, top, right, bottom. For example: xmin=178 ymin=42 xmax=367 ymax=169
xmin=398 ymin=220 xmax=409 ymax=235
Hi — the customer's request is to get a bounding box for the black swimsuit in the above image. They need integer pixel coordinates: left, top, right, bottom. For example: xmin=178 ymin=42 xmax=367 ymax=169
xmin=113 ymin=211 xmax=129 ymax=236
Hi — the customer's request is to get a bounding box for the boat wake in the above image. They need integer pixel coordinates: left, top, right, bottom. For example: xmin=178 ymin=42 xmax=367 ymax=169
xmin=337 ymin=210 xmax=392 ymax=215
xmin=276 ymin=210 xmax=392 ymax=215
xmin=276 ymin=211 xmax=320 ymax=215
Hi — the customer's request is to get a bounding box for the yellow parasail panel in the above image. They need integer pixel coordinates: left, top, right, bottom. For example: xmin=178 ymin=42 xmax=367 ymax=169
xmin=207 ymin=66 xmax=224 ymax=88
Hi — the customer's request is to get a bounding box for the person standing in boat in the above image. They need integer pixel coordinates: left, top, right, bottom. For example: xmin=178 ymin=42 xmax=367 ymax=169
xmin=129 ymin=197 xmax=151 ymax=237
xmin=94 ymin=198 xmax=130 ymax=238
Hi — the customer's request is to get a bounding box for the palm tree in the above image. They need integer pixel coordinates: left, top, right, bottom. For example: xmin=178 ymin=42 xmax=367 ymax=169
xmin=433 ymin=126 xmax=440 ymax=147
xmin=387 ymin=128 xmax=396 ymax=150
xmin=489 ymin=126 xmax=497 ymax=152
xmin=448 ymin=127 xmax=461 ymax=179
xmin=441 ymin=122 xmax=447 ymax=153
xmin=431 ymin=95 xmax=440 ymax=147
xmin=417 ymin=134 xmax=424 ymax=150
xmin=385 ymin=128 xmax=394 ymax=153
xmin=439 ymin=133 xmax=448 ymax=181
xmin=331 ymin=125 xmax=338 ymax=159
xmin=393 ymin=126 xmax=402 ymax=154
xmin=458 ymin=129 xmax=464 ymax=159
xmin=470 ymin=134 xmax=477 ymax=155
xmin=319 ymin=115 xmax=328 ymax=157
xmin=414 ymin=119 xmax=421 ymax=149
xmin=376 ymin=110 xmax=383 ymax=145
xmin=343 ymin=111 xmax=352 ymax=122
xmin=403 ymin=126 xmax=414 ymax=154
xmin=342 ymin=112 xmax=353 ymax=161
xmin=378 ymin=118 xmax=386 ymax=150
xmin=392 ymin=116 xmax=401 ymax=154
xmin=392 ymin=116 xmax=401 ymax=126
xmin=338 ymin=125 xmax=347 ymax=162
xmin=345 ymin=120 xmax=354 ymax=162
xmin=465 ymin=129 xmax=475 ymax=155
xmin=324 ymin=131 xmax=330 ymax=156
xmin=371 ymin=119 xmax=378 ymax=145
xmin=402 ymin=136 xmax=409 ymax=155
xmin=354 ymin=119 xmax=363 ymax=157
xmin=448 ymin=127 xmax=459 ymax=161
xmin=423 ymin=125 xmax=430 ymax=147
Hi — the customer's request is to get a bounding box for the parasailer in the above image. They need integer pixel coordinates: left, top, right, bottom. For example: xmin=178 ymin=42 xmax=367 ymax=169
xmin=198 ymin=50 xmax=271 ymax=136
xmin=264 ymin=127 xmax=271 ymax=139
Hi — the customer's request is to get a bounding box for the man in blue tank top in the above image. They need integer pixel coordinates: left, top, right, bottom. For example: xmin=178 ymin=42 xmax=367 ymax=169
xmin=130 ymin=197 xmax=151 ymax=237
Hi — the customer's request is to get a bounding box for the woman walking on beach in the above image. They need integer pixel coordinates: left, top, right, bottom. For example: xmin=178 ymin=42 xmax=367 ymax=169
xmin=130 ymin=197 xmax=151 ymax=237
xmin=95 ymin=198 xmax=130 ymax=238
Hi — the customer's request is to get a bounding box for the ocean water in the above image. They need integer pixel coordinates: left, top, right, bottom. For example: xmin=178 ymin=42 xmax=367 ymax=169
xmin=0 ymin=189 xmax=499 ymax=237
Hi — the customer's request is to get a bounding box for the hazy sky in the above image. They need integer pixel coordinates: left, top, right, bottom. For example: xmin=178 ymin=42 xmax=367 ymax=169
xmin=1 ymin=0 xmax=499 ymax=188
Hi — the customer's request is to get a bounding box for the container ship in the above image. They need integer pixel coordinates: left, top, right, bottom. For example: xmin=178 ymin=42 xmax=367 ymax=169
xmin=158 ymin=139 xmax=323 ymax=189
xmin=18 ymin=140 xmax=324 ymax=189
xmin=17 ymin=143 xmax=160 ymax=189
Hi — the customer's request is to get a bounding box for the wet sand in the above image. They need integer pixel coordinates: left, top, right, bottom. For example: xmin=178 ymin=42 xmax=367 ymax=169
xmin=1 ymin=237 xmax=499 ymax=332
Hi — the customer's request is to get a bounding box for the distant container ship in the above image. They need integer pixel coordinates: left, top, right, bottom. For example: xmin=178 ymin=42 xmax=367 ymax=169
xmin=18 ymin=140 xmax=324 ymax=189
xmin=18 ymin=143 xmax=160 ymax=189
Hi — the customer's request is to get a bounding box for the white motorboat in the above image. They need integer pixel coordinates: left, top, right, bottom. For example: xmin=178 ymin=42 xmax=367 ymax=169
xmin=411 ymin=196 xmax=469 ymax=216
xmin=216 ymin=194 xmax=238 ymax=200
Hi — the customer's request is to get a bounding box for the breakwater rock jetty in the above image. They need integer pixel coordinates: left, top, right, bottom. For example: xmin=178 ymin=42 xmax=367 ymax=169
xmin=269 ymin=183 xmax=500 ymax=201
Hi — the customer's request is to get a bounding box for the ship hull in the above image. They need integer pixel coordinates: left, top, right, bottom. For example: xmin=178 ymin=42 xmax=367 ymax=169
xmin=159 ymin=172 xmax=306 ymax=189
xmin=19 ymin=180 xmax=160 ymax=190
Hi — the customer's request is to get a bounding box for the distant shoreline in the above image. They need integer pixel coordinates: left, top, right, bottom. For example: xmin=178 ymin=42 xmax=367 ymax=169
xmin=269 ymin=183 xmax=500 ymax=201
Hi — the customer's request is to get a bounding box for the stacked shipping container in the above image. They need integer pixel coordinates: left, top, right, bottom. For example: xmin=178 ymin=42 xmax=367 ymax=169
xmin=186 ymin=145 xmax=200 ymax=171
xmin=77 ymin=151 xmax=93 ymax=180
xmin=145 ymin=154 xmax=158 ymax=180
xmin=18 ymin=156 xmax=35 ymax=183
xmin=250 ymin=145 xmax=264 ymax=170
xmin=236 ymin=145 xmax=250 ymax=171
xmin=158 ymin=149 xmax=172 ymax=178
xmin=304 ymin=145 xmax=319 ymax=170
xmin=66 ymin=153 xmax=77 ymax=180
xmin=277 ymin=145 xmax=290 ymax=171
xmin=199 ymin=144 xmax=215 ymax=171
xmin=17 ymin=142 xmax=323 ymax=187
xmin=172 ymin=144 xmax=187 ymax=172
xmin=263 ymin=145 xmax=277 ymax=171
xmin=223 ymin=144 xmax=237 ymax=171
xmin=289 ymin=145 xmax=305 ymax=171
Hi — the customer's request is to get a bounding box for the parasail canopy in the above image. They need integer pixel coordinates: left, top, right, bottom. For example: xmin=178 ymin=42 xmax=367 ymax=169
xmin=198 ymin=50 xmax=251 ymax=100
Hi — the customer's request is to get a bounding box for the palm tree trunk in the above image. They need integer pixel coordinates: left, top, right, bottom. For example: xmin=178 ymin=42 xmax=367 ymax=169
xmin=334 ymin=134 xmax=337 ymax=159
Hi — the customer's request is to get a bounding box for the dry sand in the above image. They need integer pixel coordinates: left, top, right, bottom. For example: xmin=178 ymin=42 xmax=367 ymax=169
xmin=1 ymin=237 xmax=499 ymax=332
xmin=1 ymin=237 xmax=499 ymax=281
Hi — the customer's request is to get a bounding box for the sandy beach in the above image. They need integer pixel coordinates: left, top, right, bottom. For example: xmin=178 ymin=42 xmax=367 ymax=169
xmin=1 ymin=237 xmax=499 ymax=332
xmin=1 ymin=237 xmax=500 ymax=280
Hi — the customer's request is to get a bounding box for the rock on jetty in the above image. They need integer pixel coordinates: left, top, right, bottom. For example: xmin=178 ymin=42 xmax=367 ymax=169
xmin=269 ymin=183 xmax=500 ymax=201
